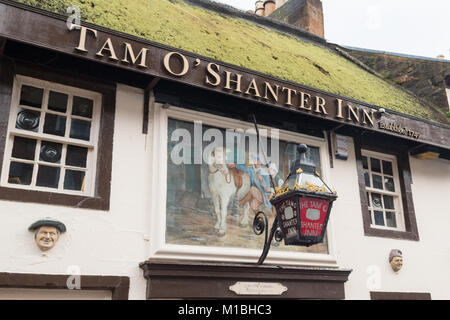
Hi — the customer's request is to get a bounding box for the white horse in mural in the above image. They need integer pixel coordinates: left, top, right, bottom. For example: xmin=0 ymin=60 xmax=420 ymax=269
xmin=207 ymin=147 xmax=252 ymax=236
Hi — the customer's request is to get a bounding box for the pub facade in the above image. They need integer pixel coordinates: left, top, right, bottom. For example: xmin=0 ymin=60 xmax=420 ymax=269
xmin=0 ymin=0 xmax=449 ymax=300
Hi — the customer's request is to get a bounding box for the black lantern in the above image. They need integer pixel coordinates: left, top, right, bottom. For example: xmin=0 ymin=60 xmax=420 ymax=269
xmin=253 ymin=144 xmax=337 ymax=264
xmin=272 ymin=144 xmax=337 ymax=246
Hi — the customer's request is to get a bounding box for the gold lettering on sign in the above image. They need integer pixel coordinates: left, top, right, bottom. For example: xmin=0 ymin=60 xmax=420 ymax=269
xmin=96 ymin=38 xmax=118 ymax=61
xmin=229 ymin=282 xmax=288 ymax=296
xmin=163 ymin=52 xmax=189 ymax=77
xmin=379 ymin=122 xmax=421 ymax=139
xmin=361 ymin=108 xmax=374 ymax=126
xmin=245 ymin=78 xmax=261 ymax=97
xmin=299 ymin=91 xmax=312 ymax=110
xmin=263 ymin=82 xmax=279 ymax=102
xmin=70 ymin=24 xmax=98 ymax=53
xmin=315 ymin=96 xmax=328 ymax=115
xmin=336 ymin=99 xmax=345 ymax=119
xmin=224 ymin=71 xmax=243 ymax=93
xmin=205 ymin=63 xmax=221 ymax=86
xmin=69 ymin=26 xmax=382 ymax=131
xmin=282 ymin=87 xmax=296 ymax=106
xmin=347 ymin=104 xmax=359 ymax=122
xmin=121 ymin=42 xmax=149 ymax=68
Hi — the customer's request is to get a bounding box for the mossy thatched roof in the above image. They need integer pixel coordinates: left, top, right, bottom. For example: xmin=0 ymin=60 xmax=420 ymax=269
xmin=16 ymin=0 xmax=448 ymax=123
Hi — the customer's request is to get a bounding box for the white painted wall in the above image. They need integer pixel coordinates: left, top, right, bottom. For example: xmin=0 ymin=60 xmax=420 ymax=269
xmin=0 ymin=84 xmax=150 ymax=300
xmin=331 ymin=137 xmax=450 ymax=300
xmin=1 ymin=84 xmax=449 ymax=300
xmin=446 ymin=88 xmax=450 ymax=111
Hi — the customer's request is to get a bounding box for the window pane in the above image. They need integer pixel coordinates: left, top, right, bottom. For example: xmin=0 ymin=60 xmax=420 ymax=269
xmin=64 ymin=170 xmax=85 ymax=191
xmin=70 ymin=119 xmax=91 ymax=141
xmin=36 ymin=165 xmax=60 ymax=189
xmin=364 ymin=172 xmax=370 ymax=187
xmin=20 ymin=85 xmax=43 ymax=109
xmin=43 ymin=113 xmax=66 ymax=137
xmin=48 ymin=91 xmax=68 ymax=113
xmin=383 ymin=195 xmax=395 ymax=210
xmin=8 ymin=162 xmax=33 ymax=185
xmin=39 ymin=141 xmax=62 ymax=164
xmin=362 ymin=156 xmax=368 ymax=169
xmin=372 ymin=193 xmax=382 ymax=208
xmin=370 ymin=158 xmax=381 ymax=173
xmin=72 ymin=96 xmax=93 ymax=118
xmin=369 ymin=209 xmax=373 ymax=224
xmin=66 ymin=145 xmax=88 ymax=168
xmin=385 ymin=177 xmax=395 ymax=192
xmin=386 ymin=211 xmax=397 ymax=228
xmin=382 ymin=160 xmax=393 ymax=176
xmin=12 ymin=136 xmax=36 ymax=160
xmin=372 ymin=174 xmax=383 ymax=189
xmin=374 ymin=210 xmax=385 ymax=226
xmin=16 ymin=109 xmax=40 ymax=132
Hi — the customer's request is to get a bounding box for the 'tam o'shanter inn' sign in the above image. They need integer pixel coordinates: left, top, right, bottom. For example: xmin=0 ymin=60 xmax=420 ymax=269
xmin=0 ymin=1 xmax=448 ymax=149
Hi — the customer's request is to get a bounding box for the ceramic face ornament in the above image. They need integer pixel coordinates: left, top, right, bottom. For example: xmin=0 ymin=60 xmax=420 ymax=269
xmin=29 ymin=219 xmax=66 ymax=252
xmin=389 ymin=249 xmax=403 ymax=272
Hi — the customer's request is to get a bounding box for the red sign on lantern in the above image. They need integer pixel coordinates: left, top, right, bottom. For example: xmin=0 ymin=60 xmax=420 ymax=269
xmin=299 ymin=197 xmax=330 ymax=237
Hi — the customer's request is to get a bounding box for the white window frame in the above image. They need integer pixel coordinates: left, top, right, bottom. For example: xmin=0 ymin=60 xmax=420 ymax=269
xmin=0 ymin=75 xmax=101 ymax=196
xmin=146 ymin=102 xmax=338 ymax=267
xmin=361 ymin=150 xmax=405 ymax=231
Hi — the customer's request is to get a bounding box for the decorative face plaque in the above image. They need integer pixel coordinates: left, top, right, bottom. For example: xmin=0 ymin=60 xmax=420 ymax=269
xmin=229 ymin=282 xmax=288 ymax=296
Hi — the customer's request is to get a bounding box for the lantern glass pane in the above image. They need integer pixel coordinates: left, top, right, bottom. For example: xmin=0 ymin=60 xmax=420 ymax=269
xmin=297 ymin=173 xmax=331 ymax=193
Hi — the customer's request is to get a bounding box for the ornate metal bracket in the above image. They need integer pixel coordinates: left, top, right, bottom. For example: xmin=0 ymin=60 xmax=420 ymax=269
xmin=253 ymin=212 xmax=283 ymax=265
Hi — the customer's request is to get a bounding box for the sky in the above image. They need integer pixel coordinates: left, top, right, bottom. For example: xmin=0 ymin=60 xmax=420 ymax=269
xmin=212 ymin=0 xmax=450 ymax=59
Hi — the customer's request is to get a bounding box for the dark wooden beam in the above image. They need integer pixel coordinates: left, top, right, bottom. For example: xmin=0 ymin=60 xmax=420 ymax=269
xmin=0 ymin=38 xmax=6 ymax=56
xmin=143 ymin=77 xmax=160 ymax=134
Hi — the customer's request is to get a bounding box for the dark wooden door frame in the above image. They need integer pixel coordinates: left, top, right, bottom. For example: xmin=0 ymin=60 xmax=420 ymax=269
xmin=0 ymin=272 xmax=129 ymax=300
xmin=140 ymin=260 xmax=352 ymax=300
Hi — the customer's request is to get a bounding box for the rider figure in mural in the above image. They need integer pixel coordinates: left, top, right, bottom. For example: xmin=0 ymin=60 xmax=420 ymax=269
xmin=228 ymin=153 xmax=272 ymax=213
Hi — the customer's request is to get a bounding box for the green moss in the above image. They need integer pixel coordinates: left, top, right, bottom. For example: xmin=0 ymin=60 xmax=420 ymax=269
xmin=16 ymin=0 xmax=443 ymax=121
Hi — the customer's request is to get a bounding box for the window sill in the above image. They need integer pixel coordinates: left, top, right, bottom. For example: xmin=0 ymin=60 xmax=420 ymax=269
xmin=363 ymin=226 xmax=419 ymax=241
xmin=0 ymin=186 xmax=109 ymax=211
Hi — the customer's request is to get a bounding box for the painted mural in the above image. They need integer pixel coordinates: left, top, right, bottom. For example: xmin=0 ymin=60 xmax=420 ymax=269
xmin=165 ymin=118 xmax=328 ymax=254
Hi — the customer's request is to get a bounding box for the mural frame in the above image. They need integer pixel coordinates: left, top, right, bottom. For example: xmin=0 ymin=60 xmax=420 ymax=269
xmin=146 ymin=101 xmax=338 ymax=267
